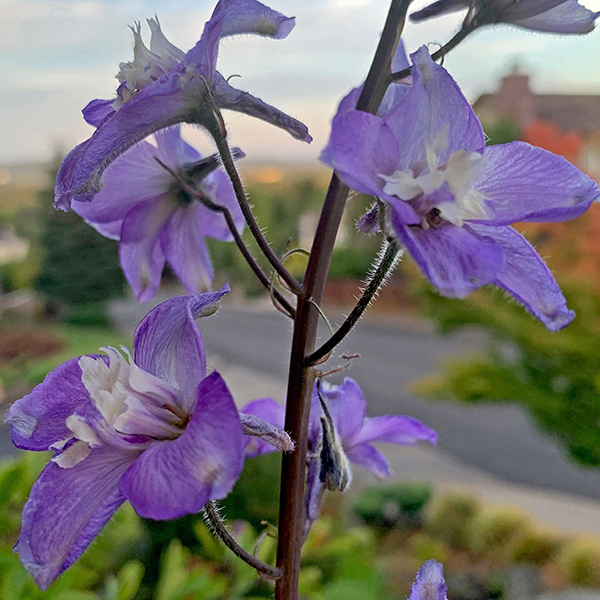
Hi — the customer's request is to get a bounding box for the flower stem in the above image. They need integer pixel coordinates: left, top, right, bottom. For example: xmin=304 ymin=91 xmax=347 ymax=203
xmin=155 ymin=158 xmax=295 ymax=318
xmin=214 ymin=137 xmax=303 ymax=296
xmin=390 ymin=23 xmax=474 ymax=82
xmin=203 ymin=502 xmax=282 ymax=580
xmin=305 ymin=239 xmax=401 ymax=366
xmin=274 ymin=2 xmax=411 ymax=599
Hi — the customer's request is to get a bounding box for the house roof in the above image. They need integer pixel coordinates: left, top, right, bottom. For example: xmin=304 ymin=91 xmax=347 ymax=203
xmin=473 ymin=71 xmax=600 ymax=134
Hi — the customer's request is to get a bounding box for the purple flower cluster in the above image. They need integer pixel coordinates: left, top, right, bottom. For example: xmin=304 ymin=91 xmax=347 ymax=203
xmin=74 ymin=126 xmax=245 ymax=302
xmin=55 ymin=0 xmax=311 ymax=211
xmin=7 ymin=289 xmax=247 ymax=589
xmin=321 ymin=46 xmax=600 ymax=331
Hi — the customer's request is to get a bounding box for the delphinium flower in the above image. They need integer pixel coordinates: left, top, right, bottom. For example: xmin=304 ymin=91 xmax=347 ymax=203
xmin=410 ymin=0 xmax=599 ymax=34
xmin=6 ymin=288 xmax=246 ymax=589
xmin=55 ymin=0 xmax=311 ymax=210
xmin=408 ymin=560 xmax=449 ymax=600
xmin=242 ymin=378 xmax=437 ymax=530
xmin=321 ymin=47 xmax=600 ymax=331
xmin=73 ymin=125 xmax=244 ymax=302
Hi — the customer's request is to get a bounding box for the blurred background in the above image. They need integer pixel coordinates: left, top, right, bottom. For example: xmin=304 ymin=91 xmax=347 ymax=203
xmin=2 ymin=0 xmax=600 ymax=598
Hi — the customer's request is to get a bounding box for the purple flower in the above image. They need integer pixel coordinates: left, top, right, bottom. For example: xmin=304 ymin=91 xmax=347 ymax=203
xmin=55 ymin=1 xmax=311 ymax=210
xmin=408 ymin=560 xmax=448 ymax=600
xmin=6 ymin=288 xmax=244 ymax=589
xmin=242 ymin=378 xmax=437 ymax=528
xmin=410 ymin=0 xmax=599 ymax=34
xmin=321 ymin=47 xmax=600 ymax=331
xmin=73 ymin=126 xmax=244 ymax=302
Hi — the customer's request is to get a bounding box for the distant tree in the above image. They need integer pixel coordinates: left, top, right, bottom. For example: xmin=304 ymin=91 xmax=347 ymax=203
xmin=485 ymin=119 xmax=521 ymax=146
xmin=411 ymin=279 xmax=600 ymax=467
xmin=36 ymin=156 xmax=125 ymax=308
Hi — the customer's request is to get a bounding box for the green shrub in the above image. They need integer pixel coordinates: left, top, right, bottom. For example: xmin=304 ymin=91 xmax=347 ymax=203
xmin=559 ymin=539 xmax=600 ymax=587
xmin=513 ymin=530 xmax=562 ymax=566
xmin=469 ymin=509 xmax=532 ymax=562
xmin=353 ymin=483 xmax=432 ymax=530
xmin=426 ymin=494 xmax=481 ymax=551
xmin=62 ymin=303 xmax=111 ymax=327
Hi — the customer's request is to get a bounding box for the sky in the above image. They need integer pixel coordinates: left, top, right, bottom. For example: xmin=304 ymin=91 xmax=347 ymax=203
xmin=1 ymin=0 xmax=600 ymax=166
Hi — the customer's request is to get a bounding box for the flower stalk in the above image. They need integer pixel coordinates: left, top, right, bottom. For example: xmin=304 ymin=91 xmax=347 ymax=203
xmin=305 ymin=239 xmax=402 ymax=366
xmin=203 ymin=502 xmax=282 ymax=580
xmin=274 ymin=2 xmax=412 ymax=598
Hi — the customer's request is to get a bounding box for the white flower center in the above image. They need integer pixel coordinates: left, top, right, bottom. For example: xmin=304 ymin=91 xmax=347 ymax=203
xmin=380 ymin=125 xmax=492 ymax=228
xmin=53 ymin=346 xmax=188 ymax=468
xmin=114 ymin=17 xmax=185 ymax=108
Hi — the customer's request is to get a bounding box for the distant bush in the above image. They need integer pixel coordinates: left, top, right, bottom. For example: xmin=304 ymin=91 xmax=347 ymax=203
xmin=559 ymin=539 xmax=600 ymax=587
xmin=426 ymin=494 xmax=481 ymax=552
xmin=353 ymin=483 xmax=432 ymax=530
xmin=63 ymin=303 xmax=111 ymax=327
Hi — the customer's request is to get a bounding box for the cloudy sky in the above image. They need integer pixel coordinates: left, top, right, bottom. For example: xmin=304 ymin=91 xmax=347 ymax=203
xmin=2 ymin=0 xmax=600 ymax=165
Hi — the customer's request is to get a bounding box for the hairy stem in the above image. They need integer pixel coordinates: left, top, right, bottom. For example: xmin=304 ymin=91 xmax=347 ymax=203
xmin=155 ymin=158 xmax=295 ymax=318
xmin=274 ymin=2 xmax=411 ymax=599
xmin=390 ymin=23 xmax=474 ymax=82
xmin=214 ymin=137 xmax=303 ymax=296
xmin=203 ymin=502 xmax=282 ymax=580
xmin=305 ymin=239 xmax=401 ymax=366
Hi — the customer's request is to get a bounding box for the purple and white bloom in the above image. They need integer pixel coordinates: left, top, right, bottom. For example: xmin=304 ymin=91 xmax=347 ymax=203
xmin=55 ymin=0 xmax=311 ymax=210
xmin=6 ymin=288 xmax=244 ymax=589
xmin=242 ymin=378 xmax=437 ymax=528
xmin=408 ymin=560 xmax=449 ymax=600
xmin=321 ymin=47 xmax=600 ymax=331
xmin=73 ymin=126 xmax=244 ymax=303
xmin=410 ymin=0 xmax=599 ymax=34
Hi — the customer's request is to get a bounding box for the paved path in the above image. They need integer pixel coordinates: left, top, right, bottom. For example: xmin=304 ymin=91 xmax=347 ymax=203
xmin=102 ymin=295 xmax=600 ymax=536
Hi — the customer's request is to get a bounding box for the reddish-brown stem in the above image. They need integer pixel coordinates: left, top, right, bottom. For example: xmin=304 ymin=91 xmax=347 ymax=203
xmin=274 ymin=2 xmax=411 ymax=599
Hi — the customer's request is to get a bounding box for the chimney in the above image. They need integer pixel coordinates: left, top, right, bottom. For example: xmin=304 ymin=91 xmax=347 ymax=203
xmin=495 ymin=65 xmax=535 ymax=129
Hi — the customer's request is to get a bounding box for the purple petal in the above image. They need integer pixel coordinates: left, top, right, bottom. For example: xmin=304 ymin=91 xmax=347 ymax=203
xmin=241 ymin=398 xmax=286 ymax=457
xmin=211 ymin=71 xmax=312 ymax=143
xmin=133 ymin=287 xmax=229 ymax=404
xmin=6 ymin=356 xmax=103 ymax=451
xmin=15 ymin=447 xmax=135 ymax=590
xmin=55 ymin=70 xmax=191 ymax=206
xmin=345 ymin=443 xmax=392 ymax=479
xmin=82 ymin=98 xmax=116 ymax=127
xmin=477 ymin=142 xmax=599 ymax=226
xmin=54 ymin=139 xmax=92 ymax=210
xmin=385 ymin=47 xmax=485 ymax=165
xmin=408 ymin=560 xmax=448 ymax=600
xmin=509 ymin=1 xmax=598 ymax=33
xmin=119 ymin=195 xmax=176 ymax=303
xmin=72 ymin=140 xmax=172 ymax=240
xmin=316 ymin=378 xmax=367 ymax=445
xmin=390 ymin=211 xmax=505 ymax=297
xmin=471 ymin=224 xmax=575 ymax=331
xmin=320 ymin=110 xmax=420 ymax=225
xmin=120 ymin=372 xmax=243 ymax=520
xmin=211 ymin=0 xmax=296 ymax=39
xmin=353 ymin=415 xmax=438 ymax=447
xmin=161 ymin=204 xmax=214 ymax=295
xmin=154 ymin=125 xmax=202 ymax=166
xmin=410 ymin=0 xmax=470 ymax=22
xmin=305 ymin=458 xmax=323 ymax=525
